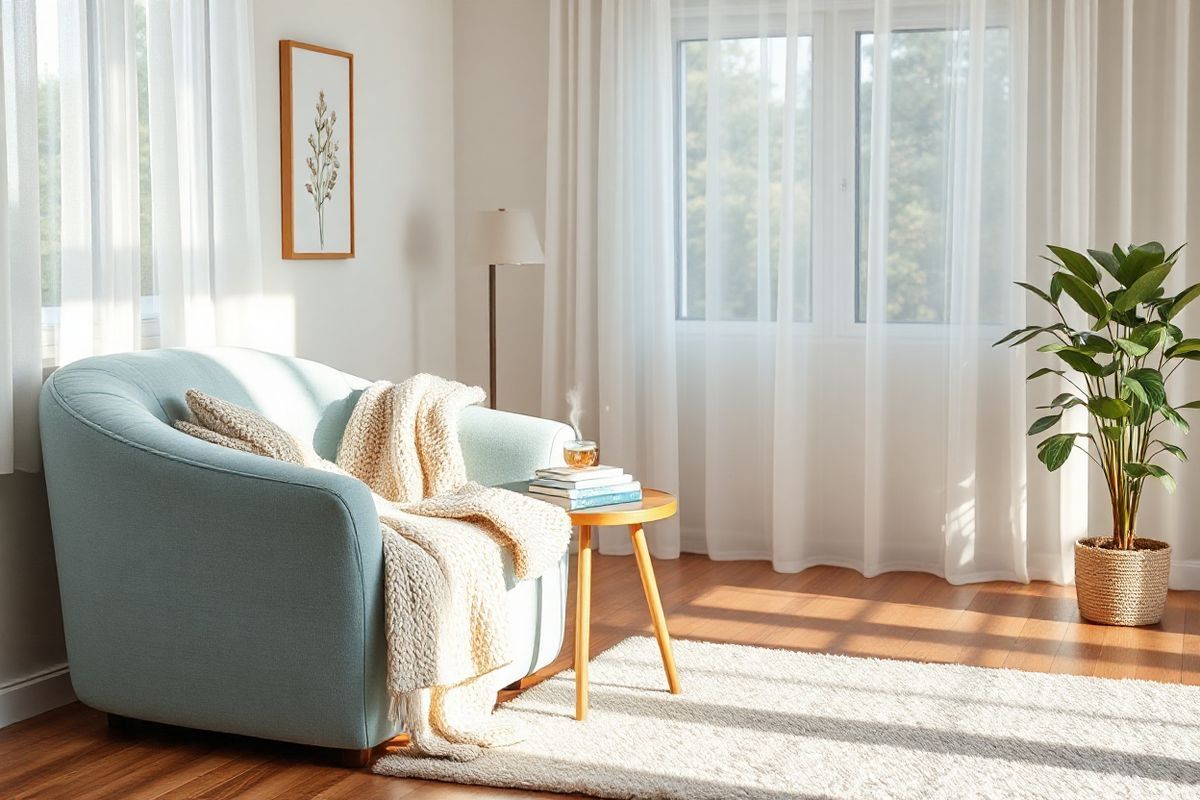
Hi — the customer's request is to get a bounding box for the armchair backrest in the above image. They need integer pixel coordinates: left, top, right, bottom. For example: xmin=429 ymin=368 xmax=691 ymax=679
xmin=44 ymin=347 xmax=369 ymax=461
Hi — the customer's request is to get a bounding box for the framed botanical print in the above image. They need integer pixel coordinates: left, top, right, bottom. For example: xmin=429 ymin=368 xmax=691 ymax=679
xmin=279 ymin=40 xmax=355 ymax=259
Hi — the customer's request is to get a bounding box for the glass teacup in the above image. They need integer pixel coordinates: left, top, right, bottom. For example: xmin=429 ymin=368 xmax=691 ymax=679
xmin=563 ymin=440 xmax=598 ymax=467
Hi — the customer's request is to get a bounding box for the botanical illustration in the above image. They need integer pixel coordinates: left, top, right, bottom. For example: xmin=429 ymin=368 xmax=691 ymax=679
xmin=304 ymin=90 xmax=340 ymax=248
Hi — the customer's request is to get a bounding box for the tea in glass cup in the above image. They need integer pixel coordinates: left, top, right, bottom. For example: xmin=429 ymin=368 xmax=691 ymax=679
xmin=563 ymin=440 xmax=598 ymax=467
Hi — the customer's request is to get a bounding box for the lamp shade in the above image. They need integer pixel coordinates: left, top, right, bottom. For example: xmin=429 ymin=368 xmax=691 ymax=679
xmin=469 ymin=209 xmax=544 ymax=265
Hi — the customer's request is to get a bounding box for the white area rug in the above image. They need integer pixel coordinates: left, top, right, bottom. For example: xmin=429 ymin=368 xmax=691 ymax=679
xmin=373 ymin=636 xmax=1200 ymax=799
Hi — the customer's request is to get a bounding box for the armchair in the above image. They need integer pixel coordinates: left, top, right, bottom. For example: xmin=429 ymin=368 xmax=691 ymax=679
xmin=38 ymin=347 xmax=572 ymax=759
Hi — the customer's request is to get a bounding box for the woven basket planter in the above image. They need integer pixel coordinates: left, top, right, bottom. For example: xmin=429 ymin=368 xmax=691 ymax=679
xmin=1074 ymin=537 xmax=1172 ymax=626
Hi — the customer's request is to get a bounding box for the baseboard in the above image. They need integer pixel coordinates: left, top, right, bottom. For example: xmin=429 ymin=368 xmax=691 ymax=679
xmin=1169 ymin=559 xmax=1200 ymax=591
xmin=0 ymin=664 xmax=75 ymax=729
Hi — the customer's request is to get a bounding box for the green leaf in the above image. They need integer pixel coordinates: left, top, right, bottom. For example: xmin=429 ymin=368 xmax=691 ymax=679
xmin=1054 ymin=349 xmax=1105 ymax=376
xmin=1038 ymin=393 xmax=1083 ymax=410
xmin=1124 ymin=462 xmax=1176 ymax=493
xmin=1166 ymin=242 xmax=1187 ymax=263
xmin=994 ymin=325 xmax=1038 ymax=346
xmin=1037 ymin=433 xmax=1078 ymax=471
xmin=1049 ymin=274 xmax=1063 ymax=303
xmin=995 ymin=323 xmax=1066 ymax=348
xmin=1157 ymin=443 xmax=1188 ymax=462
xmin=1055 ymin=272 xmax=1110 ymax=320
xmin=1014 ymin=282 xmax=1057 ymax=308
xmin=1121 ymin=376 xmax=1149 ymax=406
xmin=1114 ymin=337 xmax=1150 ymax=358
xmin=1072 ymin=333 xmax=1114 ymax=354
xmin=1088 ymin=396 xmax=1132 ymax=419
xmin=1100 ymin=425 xmax=1124 ymax=442
xmin=1128 ymin=322 xmax=1165 ymax=351
xmin=1027 ymin=413 xmax=1062 ymax=435
xmin=1118 ymin=242 xmax=1166 ymax=287
xmin=1165 ymin=339 xmax=1200 ymax=359
xmin=1176 ymin=400 xmax=1200 ymax=410
xmin=1122 ymin=368 xmax=1166 ymax=409
xmin=1128 ymin=397 xmax=1153 ymax=425
xmin=1088 ymin=248 xmax=1122 ymax=281
xmin=1047 ymin=245 xmax=1100 ymax=285
xmin=1162 ymin=405 xmax=1191 ymax=434
xmin=1112 ymin=243 xmax=1128 ymax=266
xmin=1113 ymin=263 xmax=1172 ymax=312
xmin=1026 ymin=367 xmax=1064 ymax=381
xmin=1167 ymin=282 xmax=1200 ymax=321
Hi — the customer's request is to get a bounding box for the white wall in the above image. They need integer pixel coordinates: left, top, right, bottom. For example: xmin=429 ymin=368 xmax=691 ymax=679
xmin=453 ymin=0 xmax=550 ymax=416
xmin=0 ymin=473 xmax=71 ymax=727
xmin=255 ymin=0 xmax=457 ymax=383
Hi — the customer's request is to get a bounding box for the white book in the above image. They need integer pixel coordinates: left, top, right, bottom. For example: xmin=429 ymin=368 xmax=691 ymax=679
xmin=529 ymin=481 xmax=641 ymax=499
xmin=530 ymin=473 xmax=634 ymax=490
xmin=533 ymin=465 xmax=625 ymax=483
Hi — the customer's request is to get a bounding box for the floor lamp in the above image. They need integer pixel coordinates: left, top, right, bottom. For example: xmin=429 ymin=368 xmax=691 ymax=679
xmin=469 ymin=209 xmax=544 ymax=409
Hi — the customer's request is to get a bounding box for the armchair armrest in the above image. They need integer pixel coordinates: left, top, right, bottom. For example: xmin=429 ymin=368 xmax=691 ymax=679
xmin=39 ymin=372 xmax=389 ymax=749
xmin=459 ymin=405 xmax=574 ymax=486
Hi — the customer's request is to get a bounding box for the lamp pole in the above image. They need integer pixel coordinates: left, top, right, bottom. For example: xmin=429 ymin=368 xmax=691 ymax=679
xmin=488 ymin=262 xmax=497 ymax=409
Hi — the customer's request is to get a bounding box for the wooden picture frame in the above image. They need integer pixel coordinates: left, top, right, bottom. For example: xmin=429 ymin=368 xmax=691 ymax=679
xmin=279 ymin=40 xmax=355 ymax=259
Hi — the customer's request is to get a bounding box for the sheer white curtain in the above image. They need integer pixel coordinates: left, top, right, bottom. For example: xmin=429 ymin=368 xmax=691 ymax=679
xmin=550 ymin=0 xmax=1200 ymax=585
xmin=660 ymin=0 xmax=1034 ymax=582
xmin=1 ymin=0 xmax=43 ymax=473
xmin=0 ymin=0 xmax=263 ymax=475
xmin=1024 ymin=0 xmax=1200 ymax=586
xmin=544 ymin=0 xmax=681 ymax=556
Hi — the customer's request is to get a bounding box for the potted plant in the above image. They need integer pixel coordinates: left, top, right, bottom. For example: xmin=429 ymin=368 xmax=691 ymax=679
xmin=998 ymin=241 xmax=1195 ymax=626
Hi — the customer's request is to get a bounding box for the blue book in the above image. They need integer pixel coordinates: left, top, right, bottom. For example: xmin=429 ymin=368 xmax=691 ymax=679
xmin=498 ymin=482 xmax=642 ymax=511
xmin=529 ymin=480 xmax=641 ymax=500
xmin=554 ymin=490 xmax=643 ymax=511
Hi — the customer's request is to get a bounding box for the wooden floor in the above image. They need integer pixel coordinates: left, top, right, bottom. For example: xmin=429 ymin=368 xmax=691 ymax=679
xmin=4 ymin=553 xmax=1200 ymax=799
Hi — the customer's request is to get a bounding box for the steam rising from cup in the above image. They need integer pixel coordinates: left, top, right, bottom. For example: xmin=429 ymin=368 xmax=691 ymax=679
xmin=566 ymin=385 xmax=583 ymax=440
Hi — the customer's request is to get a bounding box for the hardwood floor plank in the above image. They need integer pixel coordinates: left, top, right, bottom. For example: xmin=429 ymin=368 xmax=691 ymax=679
xmin=1179 ymin=589 xmax=1200 ymax=686
xmin=1002 ymin=585 xmax=1074 ymax=673
xmin=1049 ymin=620 xmax=1107 ymax=677
xmin=2 ymin=558 xmax=1195 ymax=799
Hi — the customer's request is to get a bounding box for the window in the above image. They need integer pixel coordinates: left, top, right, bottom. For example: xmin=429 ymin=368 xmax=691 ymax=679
xmin=855 ymin=28 xmax=1011 ymax=323
xmin=675 ymin=12 xmax=1012 ymax=327
xmin=677 ymin=35 xmax=813 ymax=322
xmin=35 ymin=0 xmax=157 ymax=362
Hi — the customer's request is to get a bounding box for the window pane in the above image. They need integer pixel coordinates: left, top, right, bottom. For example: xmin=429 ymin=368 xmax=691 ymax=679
xmin=680 ymin=35 xmax=813 ymax=322
xmin=856 ymin=28 xmax=1011 ymax=324
xmin=37 ymin=0 xmax=156 ymax=308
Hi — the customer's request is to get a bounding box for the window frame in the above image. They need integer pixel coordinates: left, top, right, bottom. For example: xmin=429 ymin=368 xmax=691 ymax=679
xmin=672 ymin=2 xmax=1013 ymax=340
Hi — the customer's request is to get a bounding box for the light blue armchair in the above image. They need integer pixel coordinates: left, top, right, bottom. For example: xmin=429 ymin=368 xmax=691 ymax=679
xmin=38 ymin=347 xmax=573 ymax=762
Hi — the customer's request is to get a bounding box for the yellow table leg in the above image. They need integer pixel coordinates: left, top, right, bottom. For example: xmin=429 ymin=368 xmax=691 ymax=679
xmin=630 ymin=523 xmax=681 ymax=694
xmin=574 ymin=525 xmax=593 ymax=720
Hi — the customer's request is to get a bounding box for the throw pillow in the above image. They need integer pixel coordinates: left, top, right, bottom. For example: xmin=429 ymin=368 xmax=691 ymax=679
xmin=182 ymin=388 xmax=319 ymax=466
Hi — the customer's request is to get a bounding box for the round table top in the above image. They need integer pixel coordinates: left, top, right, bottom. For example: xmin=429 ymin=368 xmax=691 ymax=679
xmin=567 ymin=488 xmax=677 ymax=527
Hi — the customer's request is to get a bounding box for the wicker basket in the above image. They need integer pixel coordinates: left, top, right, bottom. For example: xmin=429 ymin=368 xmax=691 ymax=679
xmin=1074 ymin=537 xmax=1172 ymax=626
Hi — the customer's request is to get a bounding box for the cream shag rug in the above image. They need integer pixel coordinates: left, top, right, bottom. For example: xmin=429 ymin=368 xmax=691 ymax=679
xmin=373 ymin=636 xmax=1200 ymax=799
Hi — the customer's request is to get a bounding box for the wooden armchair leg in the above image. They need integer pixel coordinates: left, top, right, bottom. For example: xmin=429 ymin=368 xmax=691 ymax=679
xmin=338 ymin=747 xmax=375 ymax=769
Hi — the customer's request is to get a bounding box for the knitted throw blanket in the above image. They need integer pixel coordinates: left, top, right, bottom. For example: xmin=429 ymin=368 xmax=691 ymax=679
xmin=336 ymin=375 xmax=571 ymax=761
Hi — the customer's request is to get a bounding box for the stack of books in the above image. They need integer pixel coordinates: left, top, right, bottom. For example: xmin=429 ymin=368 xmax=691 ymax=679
xmin=526 ymin=465 xmax=642 ymax=511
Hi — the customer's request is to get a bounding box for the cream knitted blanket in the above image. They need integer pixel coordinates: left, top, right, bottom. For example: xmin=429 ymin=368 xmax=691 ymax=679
xmin=336 ymin=375 xmax=571 ymax=761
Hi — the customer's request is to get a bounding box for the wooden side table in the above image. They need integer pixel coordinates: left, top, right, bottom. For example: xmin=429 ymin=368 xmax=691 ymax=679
xmin=569 ymin=488 xmax=680 ymax=721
